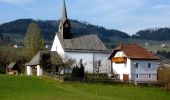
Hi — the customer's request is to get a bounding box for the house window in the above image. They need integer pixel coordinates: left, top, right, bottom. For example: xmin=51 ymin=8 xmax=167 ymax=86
xmin=149 ymin=74 xmax=152 ymax=78
xmin=148 ymin=63 xmax=151 ymax=69
xmin=135 ymin=63 xmax=139 ymax=69
xmin=98 ymin=60 xmax=101 ymax=66
xmin=136 ymin=74 xmax=139 ymax=79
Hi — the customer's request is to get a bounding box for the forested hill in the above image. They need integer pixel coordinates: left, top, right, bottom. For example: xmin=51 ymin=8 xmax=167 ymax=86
xmin=132 ymin=28 xmax=170 ymax=41
xmin=0 ymin=19 xmax=130 ymax=47
xmin=1 ymin=19 xmax=170 ymax=47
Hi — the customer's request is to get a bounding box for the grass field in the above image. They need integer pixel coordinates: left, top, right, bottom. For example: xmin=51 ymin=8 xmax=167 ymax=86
xmin=0 ymin=75 xmax=170 ymax=100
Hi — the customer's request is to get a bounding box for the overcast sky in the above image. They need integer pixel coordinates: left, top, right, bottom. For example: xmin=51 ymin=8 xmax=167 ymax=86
xmin=0 ymin=0 xmax=170 ymax=35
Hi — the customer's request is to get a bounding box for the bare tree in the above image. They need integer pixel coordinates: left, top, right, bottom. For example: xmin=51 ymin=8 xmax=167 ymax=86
xmin=58 ymin=56 xmax=76 ymax=76
xmin=52 ymin=55 xmax=76 ymax=76
xmin=94 ymin=60 xmax=102 ymax=78
xmin=0 ymin=47 xmax=24 ymax=74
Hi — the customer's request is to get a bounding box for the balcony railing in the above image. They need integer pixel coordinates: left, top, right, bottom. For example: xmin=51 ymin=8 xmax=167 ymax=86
xmin=112 ymin=57 xmax=127 ymax=63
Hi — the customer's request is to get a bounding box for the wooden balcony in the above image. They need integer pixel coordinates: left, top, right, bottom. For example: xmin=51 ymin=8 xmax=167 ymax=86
xmin=112 ymin=57 xmax=127 ymax=63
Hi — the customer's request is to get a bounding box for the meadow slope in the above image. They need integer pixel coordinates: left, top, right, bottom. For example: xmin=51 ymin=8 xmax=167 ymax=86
xmin=0 ymin=75 xmax=170 ymax=100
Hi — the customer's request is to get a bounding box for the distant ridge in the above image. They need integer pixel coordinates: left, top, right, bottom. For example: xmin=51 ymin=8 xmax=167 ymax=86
xmin=1 ymin=19 xmax=170 ymax=47
xmin=0 ymin=19 xmax=130 ymax=48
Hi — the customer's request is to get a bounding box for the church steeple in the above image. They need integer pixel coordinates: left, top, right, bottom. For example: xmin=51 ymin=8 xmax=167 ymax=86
xmin=58 ymin=0 xmax=71 ymax=39
xmin=62 ymin=0 xmax=67 ymax=22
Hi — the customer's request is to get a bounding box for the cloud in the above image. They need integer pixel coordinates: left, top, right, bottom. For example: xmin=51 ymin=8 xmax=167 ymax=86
xmin=0 ymin=0 xmax=33 ymax=4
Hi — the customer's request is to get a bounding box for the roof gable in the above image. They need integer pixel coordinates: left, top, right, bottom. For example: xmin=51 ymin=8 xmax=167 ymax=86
xmin=8 ymin=62 xmax=17 ymax=68
xmin=25 ymin=52 xmax=41 ymax=66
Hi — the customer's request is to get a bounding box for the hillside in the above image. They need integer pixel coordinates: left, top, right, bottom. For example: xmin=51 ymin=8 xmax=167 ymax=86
xmin=0 ymin=33 xmax=14 ymax=45
xmin=132 ymin=28 xmax=170 ymax=41
xmin=0 ymin=19 xmax=130 ymax=48
xmin=1 ymin=19 xmax=170 ymax=49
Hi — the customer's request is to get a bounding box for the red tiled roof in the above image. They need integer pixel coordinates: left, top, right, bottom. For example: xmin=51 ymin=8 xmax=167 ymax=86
xmin=109 ymin=44 xmax=160 ymax=60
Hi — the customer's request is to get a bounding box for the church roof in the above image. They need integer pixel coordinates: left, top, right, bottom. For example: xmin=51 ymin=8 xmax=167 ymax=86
xmin=109 ymin=44 xmax=160 ymax=60
xmin=57 ymin=33 xmax=109 ymax=53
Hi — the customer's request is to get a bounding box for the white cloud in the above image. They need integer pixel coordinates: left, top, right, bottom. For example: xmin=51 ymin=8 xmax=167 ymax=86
xmin=0 ymin=0 xmax=33 ymax=4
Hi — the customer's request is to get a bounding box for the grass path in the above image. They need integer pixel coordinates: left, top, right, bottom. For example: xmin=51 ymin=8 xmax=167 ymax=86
xmin=0 ymin=75 xmax=170 ymax=100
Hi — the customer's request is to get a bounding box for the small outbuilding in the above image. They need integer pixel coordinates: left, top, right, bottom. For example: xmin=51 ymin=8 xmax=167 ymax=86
xmin=25 ymin=51 xmax=62 ymax=76
xmin=25 ymin=52 xmax=42 ymax=76
xmin=8 ymin=62 xmax=21 ymax=75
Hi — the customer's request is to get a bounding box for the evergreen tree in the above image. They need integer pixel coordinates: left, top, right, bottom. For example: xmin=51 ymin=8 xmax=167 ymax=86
xmin=24 ymin=22 xmax=45 ymax=59
xmin=79 ymin=64 xmax=84 ymax=78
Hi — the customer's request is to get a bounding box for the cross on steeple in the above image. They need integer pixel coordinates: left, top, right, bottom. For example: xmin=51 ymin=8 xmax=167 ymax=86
xmin=58 ymin=0 xmax=71 ymax=39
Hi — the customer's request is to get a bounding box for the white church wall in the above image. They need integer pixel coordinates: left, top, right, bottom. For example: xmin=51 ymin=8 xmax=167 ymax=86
xmin=66 ymin=52 xmax=94 ymax=73
xmin=51 ymin=34 xmax=65 ymax=56
xmin=94 ymin=53 xmax=111 ymax=73
xmin=65 ymin=52 xmax=111 ymax=73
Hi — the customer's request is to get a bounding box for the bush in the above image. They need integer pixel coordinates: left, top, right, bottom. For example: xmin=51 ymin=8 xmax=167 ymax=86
xmin=71 ymin=64 xmax=84 ymax=78
xmin=158 ymin=66 xmax=170 ymax=90
xmin=85 ymin=74 xmax=110 ymax=80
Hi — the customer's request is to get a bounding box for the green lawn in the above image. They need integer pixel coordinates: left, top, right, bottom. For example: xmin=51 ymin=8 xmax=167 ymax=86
xmin=0 ymin=75 xmax=170 ymax=100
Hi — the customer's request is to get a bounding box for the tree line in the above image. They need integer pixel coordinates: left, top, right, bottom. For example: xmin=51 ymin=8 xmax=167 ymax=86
xmin=0 ymin=19 xmax=130 ymax=48
xmin=0 ymin=22 xmax=75 ymax=75
xmin=132 ymin=28 xmax=170 ymax=41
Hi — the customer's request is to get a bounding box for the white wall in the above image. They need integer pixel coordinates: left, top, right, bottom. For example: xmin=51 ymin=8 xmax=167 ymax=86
xmin=51 ymin=34 xmax=65 ymax=56
xmin=131 ymin=60 xmax=159 ymax=82
xmin=51 ymin=34 xmax=111 ymax=74
xmin=112 ymin=51 xmax=131 ymax=80
xmin=66 ymin=52 xmax=93 ymax=73
xmin=94 ymin=53 xmax=111 ymax=73
xmin=26 ymin=65 xmax=43 ymax=76
xmin=112 ymin=58 xmax=131 ymax=80
xmin=37 ymin=65 xmax=43 ymax=76
xmin=66 ymin=52 xmax=110 ymax=73
xmin=26 ymin=66 xmax=32 ymax=76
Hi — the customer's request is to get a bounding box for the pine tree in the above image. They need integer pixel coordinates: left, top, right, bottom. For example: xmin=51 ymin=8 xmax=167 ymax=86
xmin=24 ymin=22 xmax=45 ymax=59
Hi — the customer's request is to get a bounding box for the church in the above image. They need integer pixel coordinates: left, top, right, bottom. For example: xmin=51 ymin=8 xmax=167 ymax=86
xmin=51 ymin=0 xmax=111 ymax=74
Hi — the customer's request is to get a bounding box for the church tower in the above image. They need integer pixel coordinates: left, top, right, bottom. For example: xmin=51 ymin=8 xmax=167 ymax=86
xmin=58 ymin=0 xmax=71 ymax=39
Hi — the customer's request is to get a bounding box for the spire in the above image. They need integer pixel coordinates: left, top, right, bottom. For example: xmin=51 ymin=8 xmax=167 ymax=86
xmin=58 ymin=0 xmax=71 ymax=39
xmin=62 ymin=0 xmax=68 ymax=22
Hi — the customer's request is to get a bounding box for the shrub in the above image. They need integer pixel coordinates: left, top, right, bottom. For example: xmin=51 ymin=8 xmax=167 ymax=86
xmin=158 ymin=66 xmax=170 ymax=90
xmin=71 ymin=65 xmax=84 ymax=78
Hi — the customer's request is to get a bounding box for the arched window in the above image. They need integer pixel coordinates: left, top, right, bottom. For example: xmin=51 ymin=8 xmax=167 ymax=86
xmin=98 ymin=60 xmax=101 ymax=66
